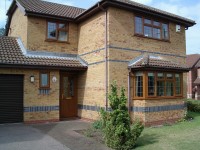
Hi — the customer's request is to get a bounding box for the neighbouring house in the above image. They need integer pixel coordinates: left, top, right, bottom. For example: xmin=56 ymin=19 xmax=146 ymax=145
xmin=0 ymin=0 xmax=195 ymax=126
xmin=187 ymin=54 xmax=200 ymax=100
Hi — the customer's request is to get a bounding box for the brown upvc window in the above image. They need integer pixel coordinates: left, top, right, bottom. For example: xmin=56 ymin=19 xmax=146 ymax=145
xmin=135 ymin=16 xmax=169 ymax=41
xmin=133 ymin=71 xmax=183 ymax=99
xmin=39 ymin=72 xmax=50 ymax=89
xmin=46 ymin=21 xmax=68 ymax=42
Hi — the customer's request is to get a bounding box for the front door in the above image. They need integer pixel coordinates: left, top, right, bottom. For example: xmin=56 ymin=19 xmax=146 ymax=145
xmin=60 ymin=73 xmax=77 ymax=119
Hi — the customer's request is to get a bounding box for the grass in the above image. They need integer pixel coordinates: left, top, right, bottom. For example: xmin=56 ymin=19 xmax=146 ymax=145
xmin=135 ymin=111 xmax=200 ymax=150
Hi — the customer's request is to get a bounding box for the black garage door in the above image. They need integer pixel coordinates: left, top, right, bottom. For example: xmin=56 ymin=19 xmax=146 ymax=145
xmin=0 ymin=74 xmax=23 ymax=124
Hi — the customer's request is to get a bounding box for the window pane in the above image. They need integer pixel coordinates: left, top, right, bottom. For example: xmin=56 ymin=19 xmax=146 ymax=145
xmin=153 ymin=21 xmax=160 ymax=26
xmin=41 ymin=73 xmax=48 ymax=87
xmin=162 ymin=23 xmax=169 ymax=40
xmin=63 ymin=77 xmax=74 ymax=99
xmin=144 ymin=19 xmax=151 ymax=24
xmin=148 ymin=73 xmax=155 ymax=96
xmin=166 ymin=73 xmax=173 ymax=79
xmin=166 ymin=82 xmax=174 ymax=96
xmin=157 ymin=81 xmax=164 ymax=96
xmin=58 ymin=31 xmax=67 ymax=41
xmin=157 ymin=73 xmax=164 ymax=79
xmin=135 ymin=17 xmax=143 ymax=34
xmin=175 ymin=74 xmax=181 ymax=95
xmin=63 ymin=77 xmax=69 ymax=98
xmin=135 ymin=72 xmax=143 ymax=97
xmin=144 ymin=26 xmax=152 ymax=37
xmin=47 ymin=22 xmax=57 ymax=39
xmin=59 ymin=23 xmax=66 ymax=29
xmin=153 ymin=28 xmax=161 ymax=39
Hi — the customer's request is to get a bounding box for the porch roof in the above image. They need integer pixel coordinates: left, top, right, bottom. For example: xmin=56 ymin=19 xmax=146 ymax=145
xmin=0 ymin=36 xmax=87 ymax=70
xmin=128 ymin=54 xmax=189 ymax=72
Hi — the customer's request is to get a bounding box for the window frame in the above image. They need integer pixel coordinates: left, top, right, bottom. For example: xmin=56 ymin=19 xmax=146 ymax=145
xmin=39 ymin=71 xmax=50 ymax=89
xmin=134 ymin=15 xmax=170 ymax=41
xmin=133 ymin=71 xmax=183 ymax=100
xmin=46 ymin=21 xmax=69 ymax=43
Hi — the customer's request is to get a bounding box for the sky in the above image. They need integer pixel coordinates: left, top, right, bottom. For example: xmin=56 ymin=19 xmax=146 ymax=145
xmin=0 ymin=0 xmax=199 ymax=54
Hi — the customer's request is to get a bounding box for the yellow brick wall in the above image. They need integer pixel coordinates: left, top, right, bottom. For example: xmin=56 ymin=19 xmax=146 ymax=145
xmin=108 ymin=7 xmax=186 ymax=56
xmin=27 ymin=17 xmax=78 ymax=54
xmin=77 ymin=12 xmax=106 ymax=119
xmin=107 ymin=7 xmax=187 ymax=125
xmin=0 ymin=69 xmax=60 ymax=122
xmin=8 ymin=8 xmax=28 ymax=48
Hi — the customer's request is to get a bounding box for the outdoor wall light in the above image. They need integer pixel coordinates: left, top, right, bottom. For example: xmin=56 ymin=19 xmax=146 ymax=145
xmin=52 ymin=75 xmax=57 ymax=83
xmin=30 ymin=75 xmax=35 ymax=83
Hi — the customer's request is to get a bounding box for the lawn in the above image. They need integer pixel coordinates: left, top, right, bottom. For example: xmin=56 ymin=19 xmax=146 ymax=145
xmin=135 ymin=111 xmax=200 ymax=150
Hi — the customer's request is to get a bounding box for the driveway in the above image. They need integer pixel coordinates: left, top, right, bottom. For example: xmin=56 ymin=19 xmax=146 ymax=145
xmin=0 ymin=120 xmax=110 ymax=150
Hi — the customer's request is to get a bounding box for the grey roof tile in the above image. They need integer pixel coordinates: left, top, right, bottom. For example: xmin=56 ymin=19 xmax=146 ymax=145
xmin=17 ymin=0 xmax=85 ymax=19
xmin=0 ymin=36 xmax=87 ymax=69
xmin=129 ymin=54 xmax=189 ymax=71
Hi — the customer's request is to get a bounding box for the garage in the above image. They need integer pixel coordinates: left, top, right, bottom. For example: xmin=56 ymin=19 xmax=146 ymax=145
xmin=0 ymin=74 xmax=24 ymax=124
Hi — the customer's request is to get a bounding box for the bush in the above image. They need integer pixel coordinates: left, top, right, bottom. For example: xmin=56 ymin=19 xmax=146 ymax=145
xmin=100 ymin=82 xmax=144 ymax=150
xmin=186 ymin=100 xmax=200 ymax=113
xmin=92 ymin=120 xmax=103 ymax=130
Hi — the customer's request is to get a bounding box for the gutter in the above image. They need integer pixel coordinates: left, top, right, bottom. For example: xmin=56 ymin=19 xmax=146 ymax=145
xmin=128 ymin=69 xmax=131 ymax=113
xmin=98 ymin=3 xmax=108 ymax=111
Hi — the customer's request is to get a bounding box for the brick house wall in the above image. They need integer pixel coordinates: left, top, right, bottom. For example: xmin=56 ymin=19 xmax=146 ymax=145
xmin=107 ymin=7 xmax=187 ymax=125
xmin=0 ymin=68 xmax=60 ymax=123
xmin=77 ymin=11 xmax=106 ymax=119
xmin=3 ymin=2 xmax=192 ymax=125
xmin=8 ymin=8 xmax=28 ymax=47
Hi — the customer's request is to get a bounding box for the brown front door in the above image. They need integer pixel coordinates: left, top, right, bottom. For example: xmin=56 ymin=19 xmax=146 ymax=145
xmin=60 ymin=73 xmax=77 ymax=119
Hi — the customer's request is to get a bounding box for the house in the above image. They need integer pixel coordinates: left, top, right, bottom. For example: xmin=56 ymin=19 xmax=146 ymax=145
xmin=0 ymin=0 xmax=195 ymax=126
xmin=187 ymin=54 xmax=200 ymax=100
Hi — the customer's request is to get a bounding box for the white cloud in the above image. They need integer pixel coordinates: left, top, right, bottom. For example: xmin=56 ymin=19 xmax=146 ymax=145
xmin=0 ymin=0 xmax=12 ymax=28
xmin=130 ymin=0 xmax=153 ymax=5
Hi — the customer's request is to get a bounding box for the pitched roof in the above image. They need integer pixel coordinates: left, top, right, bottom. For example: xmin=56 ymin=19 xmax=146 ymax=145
xmin=7 ymin=0 xmax=195 ymax=26
xmin=186 ymin=54 xmax=200 ymax=68
xmin=10 ymin=0 xmax=85 ymax=19
xmin=0 ymin=36 xmax=87 ymax=69
xmin=114 ymin=0 xmax=195 ymax=25
xmin=195 ymin=59 xmax=200 ymax=68
xmin=128 ymin=55 xmax=189 ymax=71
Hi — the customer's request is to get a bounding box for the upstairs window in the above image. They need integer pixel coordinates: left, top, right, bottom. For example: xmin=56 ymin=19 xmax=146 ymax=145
xmin=135 ymin=16 xmax=169 ymax=41
xmin=47 ymin=21 xmax=68 ymax=42
xmin=133 ymin=71 xmax=182 ymax=99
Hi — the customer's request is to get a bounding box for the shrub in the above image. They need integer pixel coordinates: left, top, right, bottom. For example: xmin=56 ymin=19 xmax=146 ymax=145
xmin=92 ymin=120 xmax=103 ymax=130
xmin=100 ymin=82 xmax=144 ymax=150
xmin=186 ymin=99 xmax=200 ymax=113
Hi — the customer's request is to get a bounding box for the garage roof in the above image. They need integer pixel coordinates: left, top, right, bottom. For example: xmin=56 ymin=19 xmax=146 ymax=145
xmin=0 ymin=36 xmax=87 ymax=70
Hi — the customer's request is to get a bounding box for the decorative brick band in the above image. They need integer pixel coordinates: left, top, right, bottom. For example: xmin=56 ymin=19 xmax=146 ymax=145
xmin=88 ymin=60 xmax=129 ymax=66
xmin=108 ymin=45 xmax=186 ymax=58
xmin=78 ymin=104 xmax=186 ymax=113
xmin=24 ymin=106 xmax=59 ymax=112
xmin=79 ymin=46 xmax=186 ymax=58
xmin=131 ymin=104 xmax=186 ymax=113
xmin=78 ymin=104 xmax=103 ymax=112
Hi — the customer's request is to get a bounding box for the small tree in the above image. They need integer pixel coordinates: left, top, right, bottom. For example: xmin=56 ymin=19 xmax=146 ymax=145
xmin=101 ymin=82 xmax=144 ymax=150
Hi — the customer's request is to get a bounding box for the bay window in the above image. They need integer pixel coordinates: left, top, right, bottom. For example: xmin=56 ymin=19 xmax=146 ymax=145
xmin=133 ymin=71 xmax=182 ymax=99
